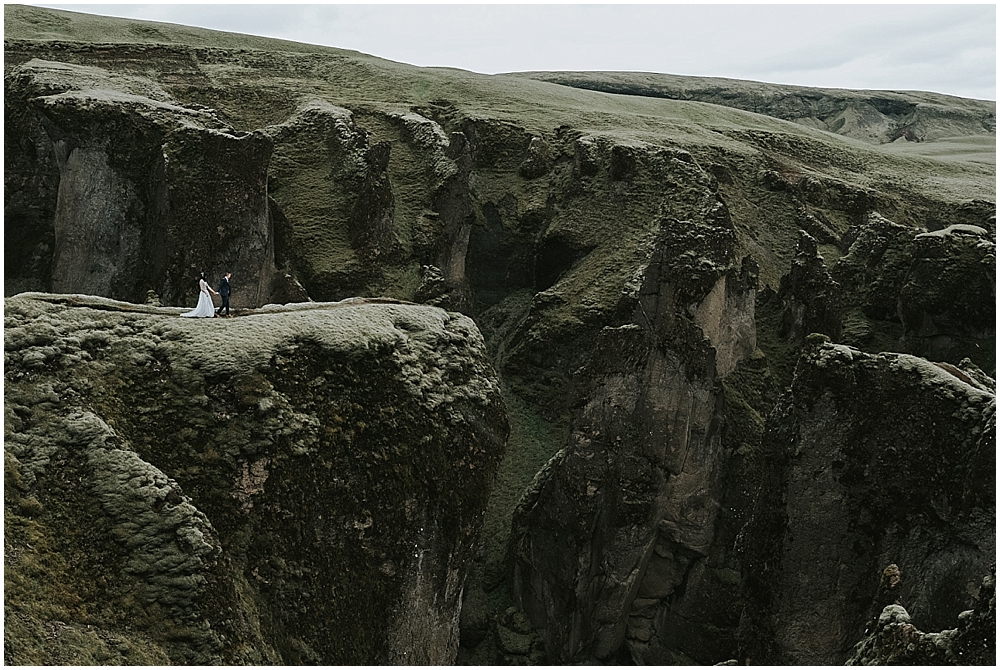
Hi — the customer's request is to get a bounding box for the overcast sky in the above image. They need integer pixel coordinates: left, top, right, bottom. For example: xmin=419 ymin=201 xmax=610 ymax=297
xmin=24 ymin=2 xmax=998 ymax=100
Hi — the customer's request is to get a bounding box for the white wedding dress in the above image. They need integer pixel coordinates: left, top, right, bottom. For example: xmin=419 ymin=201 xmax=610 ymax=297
xmin=181 ymin=279 xmax=216 ymax=318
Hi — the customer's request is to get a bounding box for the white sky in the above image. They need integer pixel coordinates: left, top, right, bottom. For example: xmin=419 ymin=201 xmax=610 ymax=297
xmin=17 ymin=2 xmax=998 ymax=100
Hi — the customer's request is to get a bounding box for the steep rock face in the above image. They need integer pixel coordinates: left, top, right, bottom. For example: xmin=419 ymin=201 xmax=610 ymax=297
xmin=4 ymin=293 xmax=507 ymax=665
xmin=834 ymin=212 xmax=996 ymax=373
xmin=6 ymin=59 xmax=288 ymax=308
xmin=737 ymin=342 xmax=995 ymax=665
xmin=898 ymin=224 xmax=996 ymax=364
xmin=835 ymin=212 xmax=924 ymax=323
xmin=264 ymin=101 xmax=397 ymax=301
xmin=265 ymin=103 xmax=483 ymax=308
xmin=510 ymin=204 xmax=758 ymax=664
xmin=775 ymin=230 xmax=843 ymax=342
xmin=2 ymin=11 xmax=996 ymax=665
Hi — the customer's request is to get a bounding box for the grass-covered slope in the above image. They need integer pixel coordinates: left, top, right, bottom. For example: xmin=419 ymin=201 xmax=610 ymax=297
xmin=511 ymin=70 xmax=997 ymax=150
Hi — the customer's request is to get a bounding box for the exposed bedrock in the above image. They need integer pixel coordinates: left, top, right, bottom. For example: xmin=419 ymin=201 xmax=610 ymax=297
xmin=847 ymin=566 xmax=995 ymax=666
xmin=5 ymin=59 xmax=290 ymax=308
xmin=509 ymin=204 xmax=759 ymax=664
xmin=834 ymin=212 xmax=996 ymax=372
xmin=737 ymin=341 xmax=995 ymax=665
xmin=3 ymin=293 xmax=508 ymax=665
xmin=2 ymin=21 xmax=997 ymax=666
xmin=834 ymin=212 xmax=926 ymax=323
xmin=898 ymin=224 xmax=996 ymax=363
xmin=776 ymin=229 xmax=843 ymax=343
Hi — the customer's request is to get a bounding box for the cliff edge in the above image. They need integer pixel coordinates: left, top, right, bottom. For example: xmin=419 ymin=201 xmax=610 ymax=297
xmin=4 ymin=293 xmax=508 ymax=664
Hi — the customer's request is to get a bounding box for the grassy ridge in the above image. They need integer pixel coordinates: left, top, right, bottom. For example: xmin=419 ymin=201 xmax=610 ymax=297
xmin=5 ymin=5 xmax=994 ymax=196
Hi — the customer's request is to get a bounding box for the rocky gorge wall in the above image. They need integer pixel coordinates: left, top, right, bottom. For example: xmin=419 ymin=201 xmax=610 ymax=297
xmin=4 ymin=293 xmax=507 ymax=664
xmin=5 ymin=58 xmax=295 ymax=308
xmin=509 ymin=208 xmax=758 ymax=664
xmin=738 ymin=341 xmax=995 ymax=664
xmin=4 ymin=7 xmax=997 ymax=666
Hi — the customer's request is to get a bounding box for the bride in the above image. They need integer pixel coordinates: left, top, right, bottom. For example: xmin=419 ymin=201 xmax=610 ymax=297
xmin=181 ymin=272 xmax=219 ymax=318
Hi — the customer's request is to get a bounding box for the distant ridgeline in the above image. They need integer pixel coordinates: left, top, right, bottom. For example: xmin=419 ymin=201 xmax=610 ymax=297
xmin=514 ymin=71 xmax=997 ymax=146
xmin=4 ymin=4 xmax=995 ymax=666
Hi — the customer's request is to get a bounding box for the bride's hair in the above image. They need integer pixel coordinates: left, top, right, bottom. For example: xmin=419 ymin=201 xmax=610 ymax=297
xmin=200 ymin=272 xmax=206 ymax=279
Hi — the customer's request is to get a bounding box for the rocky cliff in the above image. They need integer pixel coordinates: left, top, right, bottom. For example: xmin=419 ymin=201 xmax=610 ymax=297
xmin=509 ymin=209 xmax=757 ymax=663
xmin=4 ymin=4 xmax=996 ymax=666
xmin=4 ymin=293 xmax=507 ymax=664
xmin=738 ymin=341 xmax=995 ymax=664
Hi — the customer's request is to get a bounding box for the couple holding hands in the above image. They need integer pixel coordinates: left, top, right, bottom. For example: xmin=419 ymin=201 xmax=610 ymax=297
xmin=181 ymin=272 xmax=232 ymax=318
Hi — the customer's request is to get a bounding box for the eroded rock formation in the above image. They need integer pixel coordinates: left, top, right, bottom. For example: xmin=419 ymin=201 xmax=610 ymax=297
xmin=6 ymin=59 xmax=287 ymax=308
xmin=510 ymin=207 xmax=758 ymax=664
xmin=737 ymin=341 xmax=995 ymax=664
xmin=848 ymin=566 xmax=995 ymax=665
xmin=3 ymin=293 xmax=507 ymax=664
xmin=3 ymin=6 xmax=996 ymax=666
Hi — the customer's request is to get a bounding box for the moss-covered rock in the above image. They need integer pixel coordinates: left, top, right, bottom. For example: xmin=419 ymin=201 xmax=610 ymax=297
xmin=776 ymin=230 xmax=843 ymax=343
xmin=4 ymin=293 xmax=507 ymax=664
xmin=832 ymin=212 xmax=995 ymax=374
xmin=847 ymin=566 xmax=995 ymax=666
xmin=4 ymin=58 xmax=292 ymax=309
xmin=834 ymin=211 xmax=923 ymax=322
xmin=2 ymin=8 xmax=995 ymax=666
xmin=509 ymin=198 xmax=757 ymax=664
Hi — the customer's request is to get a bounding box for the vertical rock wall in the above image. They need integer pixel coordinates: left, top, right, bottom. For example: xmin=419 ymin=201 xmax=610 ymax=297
xmin=7 ymin=60 xmax=285 ymax=308
xmin=738 ymin=342 xmax=995 ymax=664
xmin=510 ymin=209 xmax=759 ymax=664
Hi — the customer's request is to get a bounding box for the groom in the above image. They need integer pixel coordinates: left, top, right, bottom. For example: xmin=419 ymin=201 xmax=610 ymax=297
xmin=216 ymin=272 xmax=232 ymax=317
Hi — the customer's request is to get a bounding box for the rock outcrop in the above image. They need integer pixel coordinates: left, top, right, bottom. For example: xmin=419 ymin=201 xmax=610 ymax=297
xmin=5 ymin=59 xmax=289 ymax=308
xmin=737 ymin=341 xmax=995 ymax=665
xmin=776 ymin=230 xmax=843 ymax=343
xmin=898 ymin=224 xmax=996 ymax=364
xmin=4 ymin=293 xmax=507 ymax=665
xmin=848 ymin=566 xmax=995 ymax=665
xmin=834 ymin=212 xmax=996 ymax=371
xmin=510 ymin=206 xmax=758 ymax=664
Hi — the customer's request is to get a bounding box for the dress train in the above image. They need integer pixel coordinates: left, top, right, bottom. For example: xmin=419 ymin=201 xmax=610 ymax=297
xmin=181 ymin=291 xmax=215 ymax=318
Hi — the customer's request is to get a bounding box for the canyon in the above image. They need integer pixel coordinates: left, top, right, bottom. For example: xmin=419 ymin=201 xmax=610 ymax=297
xmin=4 ymin=5 xmax=995 ymax=665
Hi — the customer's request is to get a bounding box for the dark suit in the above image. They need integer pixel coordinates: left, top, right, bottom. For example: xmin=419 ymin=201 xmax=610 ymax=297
xmin=217 ymin=276 xmax=231 ymax=315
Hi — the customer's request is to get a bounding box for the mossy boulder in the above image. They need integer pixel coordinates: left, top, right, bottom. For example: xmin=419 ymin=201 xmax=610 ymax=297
xmin=4 ymin=293 xmax=508 ymax=664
